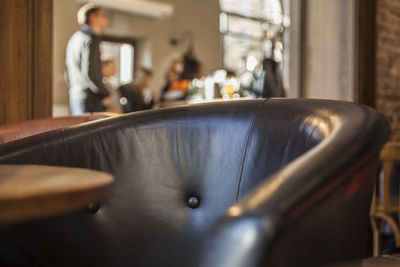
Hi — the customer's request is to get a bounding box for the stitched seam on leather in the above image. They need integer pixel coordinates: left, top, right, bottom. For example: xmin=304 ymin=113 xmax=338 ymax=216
xmin=235 ymin=99 xmax=270 ymax=203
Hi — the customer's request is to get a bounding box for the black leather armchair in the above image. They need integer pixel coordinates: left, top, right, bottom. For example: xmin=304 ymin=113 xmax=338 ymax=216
xmin=0 ymin=99 xmax=389 ymax=266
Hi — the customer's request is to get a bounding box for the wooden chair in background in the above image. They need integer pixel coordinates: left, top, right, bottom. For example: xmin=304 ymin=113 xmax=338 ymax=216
xmin=371 ymin=142 xmax=400 ymax=256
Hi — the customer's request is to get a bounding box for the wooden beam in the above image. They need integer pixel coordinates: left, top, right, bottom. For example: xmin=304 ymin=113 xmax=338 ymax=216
xmin=32 ymin=0 xmax=53 ymax=119
xmin=355 ymin=0 xmax=377 ymax=107
xmin=0 ymin=0 xmax=52 ymax=125
xmin=0 ymin=0 xmax=31 ymax=124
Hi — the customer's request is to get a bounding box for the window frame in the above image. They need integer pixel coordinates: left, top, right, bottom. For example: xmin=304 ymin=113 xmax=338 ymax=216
xmin=100 ymin=35 xmax=138 ymax=81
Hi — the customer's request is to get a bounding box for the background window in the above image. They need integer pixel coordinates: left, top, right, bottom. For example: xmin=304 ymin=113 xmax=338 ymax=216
xmin=219 ymin=0 xmax=290 ymax=88
xmin=100 ymin=37 xmax=136 ymax=85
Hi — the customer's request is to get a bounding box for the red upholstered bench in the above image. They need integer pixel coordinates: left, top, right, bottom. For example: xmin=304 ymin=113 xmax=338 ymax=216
xmin=0 ymin=112 xmax=118 ymax=144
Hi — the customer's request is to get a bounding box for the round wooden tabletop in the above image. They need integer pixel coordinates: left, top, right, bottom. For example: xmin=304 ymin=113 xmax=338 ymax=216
xmin=362 ymin=254 xmax=400 ymax=266
xmin=0 ymin=164 xmax=114 ymax=224
xmin=324 ymin=254 xmax=400 ymax=266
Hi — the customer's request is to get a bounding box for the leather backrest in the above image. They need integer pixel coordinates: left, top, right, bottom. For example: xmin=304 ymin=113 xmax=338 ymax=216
xmin=196 ymin=99 xmax=390 ymax=267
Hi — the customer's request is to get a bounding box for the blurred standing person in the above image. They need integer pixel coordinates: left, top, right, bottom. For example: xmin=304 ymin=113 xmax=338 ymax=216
xmin=101 ymin=58 xmax=122 ymax=113
xmin=65 ymin=3 xmax=110 ymax=115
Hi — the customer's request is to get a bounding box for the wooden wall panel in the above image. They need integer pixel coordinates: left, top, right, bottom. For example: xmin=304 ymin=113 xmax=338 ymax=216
xmin=0 ymin=0 xmax=31 ymax=124
xmin=0 ymin=0 xmax=52 ymax=125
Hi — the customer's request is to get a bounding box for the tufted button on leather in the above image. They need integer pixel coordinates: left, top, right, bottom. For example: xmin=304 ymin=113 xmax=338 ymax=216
xmin=187 ymin=197 xmax=200 ymax=209
xmin=87 ymin=203 xmax=100 ymax=214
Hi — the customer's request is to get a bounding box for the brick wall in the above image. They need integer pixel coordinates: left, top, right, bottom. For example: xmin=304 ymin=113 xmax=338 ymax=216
xmin=376 ymin=0 xmax=400 ymax=141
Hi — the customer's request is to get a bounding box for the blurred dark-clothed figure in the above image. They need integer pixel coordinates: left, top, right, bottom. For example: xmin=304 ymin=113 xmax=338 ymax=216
xmin=252 ymin=58 xmax=285 ymax=98
xmin=119 ymin=67 xmax=154 ymax=113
